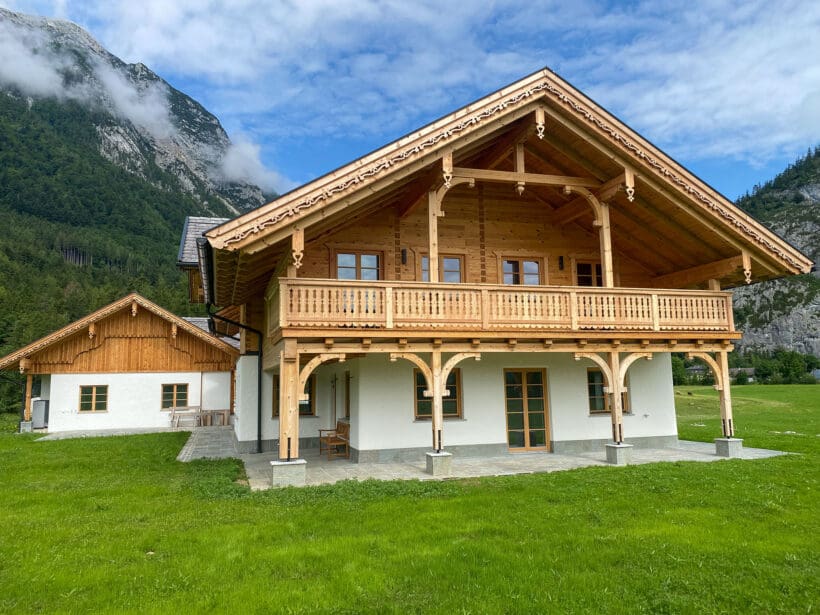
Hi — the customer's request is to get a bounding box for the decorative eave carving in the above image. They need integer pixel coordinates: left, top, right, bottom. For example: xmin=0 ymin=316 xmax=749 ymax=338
xmin=217 ymin=71 xmax=808 ymax=272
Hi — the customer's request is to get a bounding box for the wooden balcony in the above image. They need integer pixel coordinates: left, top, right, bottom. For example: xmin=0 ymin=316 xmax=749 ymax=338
xmin=270 ymin=279 xmax=736 ymax=338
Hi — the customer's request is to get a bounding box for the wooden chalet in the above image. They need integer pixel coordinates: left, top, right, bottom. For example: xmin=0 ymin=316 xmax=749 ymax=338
xmin=185 ymin=68 xmax=811 ymax=480
xmin=0 ymin=293 xmax=238 ymax=432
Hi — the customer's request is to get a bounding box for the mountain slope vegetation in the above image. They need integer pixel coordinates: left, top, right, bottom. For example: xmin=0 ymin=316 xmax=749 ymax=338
xmin=733 ymin=147 xmax=820 ymax=356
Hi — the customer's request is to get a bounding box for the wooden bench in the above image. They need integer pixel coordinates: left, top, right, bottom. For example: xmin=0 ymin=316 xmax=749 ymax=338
xmin=169 ymin=406 xmax=201 ymax=429
xmin=318 ymin=420 xmax=350 ymax=460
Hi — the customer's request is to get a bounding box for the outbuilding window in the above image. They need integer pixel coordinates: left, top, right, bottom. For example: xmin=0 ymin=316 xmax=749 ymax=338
xmin=79 ymin=385 xmax=108 ymax=413
xmin=161 ymin=384 xmax=189 ymax=409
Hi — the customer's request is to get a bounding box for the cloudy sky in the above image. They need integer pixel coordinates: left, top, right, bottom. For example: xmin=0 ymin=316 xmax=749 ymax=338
xmin=3 ymin=0 xmax=819 ymax=199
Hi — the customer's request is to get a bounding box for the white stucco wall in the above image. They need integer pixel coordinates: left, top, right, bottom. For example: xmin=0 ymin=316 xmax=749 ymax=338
xmin=233 ymin=352 xmax=677 ymax=451
xmin=233 ymin=355 xmax=260 ymax=442
xmin=44 ymin=371 xmax=231 ymax=432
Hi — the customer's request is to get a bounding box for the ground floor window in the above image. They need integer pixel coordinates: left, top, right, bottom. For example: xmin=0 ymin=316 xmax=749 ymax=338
xmin=414 ymin=368 xmax=462 ymax=419
xmin=161 ymin=383 xmax=189 ymax=409
xmin=587 ymin=369 xmax=630 ymax=414
xmin=79 ymin=385 xmax=108 ymax=412
xmin=272 ymin=374 xmax=316 ymax=417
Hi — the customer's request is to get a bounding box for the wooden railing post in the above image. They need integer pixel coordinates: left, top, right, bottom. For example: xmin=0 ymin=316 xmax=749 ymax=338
xmin=570 ymin=290 xmax=578 ymax=330
xmin=278 ymin=279 xmax=289 ymax=328
xmin=385 ymin=286 xmax=394 ymax=329
xmin=651 ymin=293 xmax=660 ymax=331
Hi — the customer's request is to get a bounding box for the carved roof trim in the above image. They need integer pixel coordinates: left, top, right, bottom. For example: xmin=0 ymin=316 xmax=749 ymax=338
xmin=207 ymin=68 xmax=811 ymax=273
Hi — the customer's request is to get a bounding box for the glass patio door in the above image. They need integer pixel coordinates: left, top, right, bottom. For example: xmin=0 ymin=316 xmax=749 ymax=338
xmin=504 ymin=369 xmax=550 ymax=451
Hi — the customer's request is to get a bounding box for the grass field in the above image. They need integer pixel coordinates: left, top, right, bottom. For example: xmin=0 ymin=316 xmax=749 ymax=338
xmin=0 ymin=385 xmax=817 ymax=613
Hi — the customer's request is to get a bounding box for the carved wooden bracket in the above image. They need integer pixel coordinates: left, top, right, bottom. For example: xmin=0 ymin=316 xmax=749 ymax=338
xmin=535 ymin=108 xmax=546 ymax=139
xmin=299 ymin=353 xmax=346 ymax=401
xmin=686 ymin=352 xmax=723 ymax=390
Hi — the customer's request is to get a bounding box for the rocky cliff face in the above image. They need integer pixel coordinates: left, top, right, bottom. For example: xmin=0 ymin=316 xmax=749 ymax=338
xmin=0 ymin=7 xmax=268 ymax=214
xmin=733 ymin=155 xmax=820 ymax=356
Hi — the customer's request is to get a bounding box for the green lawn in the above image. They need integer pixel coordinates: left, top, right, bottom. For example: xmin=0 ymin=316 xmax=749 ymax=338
xmin=0 ymin=386 xmax=817 ymax=613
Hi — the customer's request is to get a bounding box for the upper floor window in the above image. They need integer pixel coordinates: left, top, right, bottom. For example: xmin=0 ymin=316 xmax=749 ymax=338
xmin=421 ymin=254 xmax=463 ymax=283
xmin=502 ymin=259 xmax=541 ymax=285
xmin=336 ymin=252 xmax=381 ymax=280
xmin=576 ymin=262 xmax=603 ymax=287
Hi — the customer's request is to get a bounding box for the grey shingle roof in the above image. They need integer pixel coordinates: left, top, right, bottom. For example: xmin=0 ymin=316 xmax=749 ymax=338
xmin=177 ymin=216 xmax=230 ymax=266
xmin=182 ymin=317 xmax=240 ymax=349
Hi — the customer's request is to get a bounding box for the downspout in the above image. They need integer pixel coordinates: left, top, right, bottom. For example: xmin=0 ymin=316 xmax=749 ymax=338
xmin=197 ymin=238 xmax=265 ymax=454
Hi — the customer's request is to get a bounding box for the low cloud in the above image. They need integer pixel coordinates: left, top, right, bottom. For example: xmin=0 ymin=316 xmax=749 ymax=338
xmin=0 ymin=18 xmax=78 ymax=98
xmin=0 ymin=12 xmax=173 ymax=139
xmin=5 ymin=0 xmax=819 ymax=187
xmin=220 ymin=139 xmax=294 ymax=194
xmin=93 ymin=61 xmax=173 ymax=139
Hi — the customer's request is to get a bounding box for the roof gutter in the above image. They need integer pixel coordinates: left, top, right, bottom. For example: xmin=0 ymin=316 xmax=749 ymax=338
xmin=197 ymin=238 xmax=264 ymax=454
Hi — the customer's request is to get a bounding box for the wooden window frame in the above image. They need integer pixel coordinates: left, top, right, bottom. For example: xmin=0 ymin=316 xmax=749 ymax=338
xmin=78 ymin=385 xmax=108 ymax=413
xmin=272 ymin=374 xmax=317 ymax=418
xmin=503 ymin=368 xmax=550 ymax=451
xmin=332 ymin=249 xmax=384 ymax=281
xmin=587 ymin=369 xmax=630 ymax=415
xmin=413 ymin=368 xmax=462 ymax=420
xmin=344 ymin=371 xmax=351 ymax=419
xmin=161 ymin=383 xmax=189 ymax=410
xmin=498 ymin=256 xmax=546 ymax=286
xmin=418 ymin=253 xmax=466 ymax=283
xmin=574 ymin=260 xmax=604 ymax=287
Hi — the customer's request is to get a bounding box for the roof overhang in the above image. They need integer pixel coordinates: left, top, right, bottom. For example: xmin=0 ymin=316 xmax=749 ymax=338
xmin=203 ymin=67 xmax=813 ymax=306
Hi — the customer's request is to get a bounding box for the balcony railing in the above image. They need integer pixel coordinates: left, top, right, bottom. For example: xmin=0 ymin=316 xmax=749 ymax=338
xmin=271 ymin=278 xmax=735 ymax=334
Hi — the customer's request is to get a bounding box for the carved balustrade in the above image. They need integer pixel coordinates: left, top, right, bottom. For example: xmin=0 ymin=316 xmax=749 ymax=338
xmin=272 ymin=279 xmax=734 ymax=334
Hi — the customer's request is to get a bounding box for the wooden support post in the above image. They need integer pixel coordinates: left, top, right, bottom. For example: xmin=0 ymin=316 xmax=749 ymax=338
xmin=608 ymin=352 xmax=624 ymax=444
xmin=427 ymin=191 xmax=440 ymax=283
xmin=717 ymin=350 xmax=734 ymax=437
xmin=707 ymin=278 xmax=721 ymax=291
xmin=431 ymin=349 xmax=443 ymax=452
xmin=24 ymin=374 xmax=33 ymax=422
xmin=598 ymin=202 xmax=615 ymax=288
xmin=278 ymin=340 xmax=300 ymax=460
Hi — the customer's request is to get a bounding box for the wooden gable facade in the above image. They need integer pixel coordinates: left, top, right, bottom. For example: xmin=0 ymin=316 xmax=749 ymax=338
xmin=189 ymin=68 xmax=812 ymax=465
xmin=0 ymin=293 xmax=238 ymax=423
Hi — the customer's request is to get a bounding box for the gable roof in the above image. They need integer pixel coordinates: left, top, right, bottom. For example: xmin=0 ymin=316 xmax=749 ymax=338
xmin=178 ymin=216 xmax=230 ymax=266
xmin=0 ymin=293 xmax=238 ymax=371
xmin=202 ymin=67 xmax=812 ymax=305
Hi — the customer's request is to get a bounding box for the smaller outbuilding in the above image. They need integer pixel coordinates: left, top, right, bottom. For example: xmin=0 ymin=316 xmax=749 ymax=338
xmin=0 ymin=293 xmax=238 ymax=432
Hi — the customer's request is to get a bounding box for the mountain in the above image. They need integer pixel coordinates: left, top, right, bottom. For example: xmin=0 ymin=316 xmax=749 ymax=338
xmin=0 ymin=7 xmax=271 ymax=214
xmin=0 ymin=7 xmax=271 ymax=395
xmin=733 ymin=147 xmax=820 ymax=356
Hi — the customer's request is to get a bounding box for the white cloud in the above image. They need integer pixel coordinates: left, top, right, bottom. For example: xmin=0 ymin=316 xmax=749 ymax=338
xmin=220 ymin=138 xmax=294 ymax=194
xmin=0 ymin=18 xmax=76 ymax=98
xmin=3 ymin=0 xmax=819 ymax=181
xmin=92 ymin=61 xmax=174 ymax=139
xmin=0 ymin=11 xmax=175 ymax=139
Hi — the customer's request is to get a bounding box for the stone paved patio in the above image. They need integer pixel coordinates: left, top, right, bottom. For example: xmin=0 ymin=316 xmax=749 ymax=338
xmin=37 ymin=426 xmax=788 ymax=490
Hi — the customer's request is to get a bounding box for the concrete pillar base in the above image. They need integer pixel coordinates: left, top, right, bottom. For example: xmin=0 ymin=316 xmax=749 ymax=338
xmin=715 ymin=438 xmax=743 ymax=458
xmin=19 ymin=421 xmax=32 ymax=433
xmin=606 ymin=443 xmax=633 ymax=466
xmin=270 ymin=459 xmax=307 ymax=487
xmin=426 ymin=451 xmax=453 ymax=477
